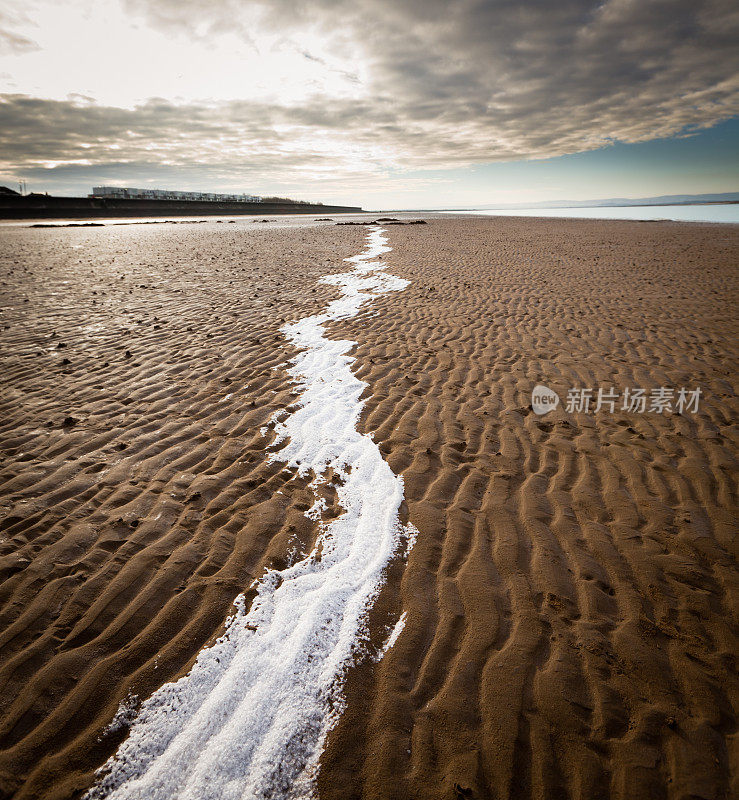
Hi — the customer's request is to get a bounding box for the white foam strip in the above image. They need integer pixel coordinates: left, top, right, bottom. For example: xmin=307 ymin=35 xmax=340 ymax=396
xmin=375 ymin=611 xmax=408 ymax=662
xmin=87 ymin=226 xmax=414 ymax=800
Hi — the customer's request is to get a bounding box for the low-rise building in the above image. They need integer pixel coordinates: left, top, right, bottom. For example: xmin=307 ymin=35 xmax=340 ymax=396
xmin=90 ymin=187 xmax=262 ymax=203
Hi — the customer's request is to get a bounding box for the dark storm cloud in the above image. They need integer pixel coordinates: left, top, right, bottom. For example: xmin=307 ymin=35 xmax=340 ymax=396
xmin=124 ymin=0 xmax=739 ymax=147
xmin=3 ymin=0 xmax=738 ymax=184
xmin=0 ymin=93 xmax=407 ymax=185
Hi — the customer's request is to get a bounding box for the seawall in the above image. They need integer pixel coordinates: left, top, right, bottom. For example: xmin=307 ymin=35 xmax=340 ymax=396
xmin=0 ymin=195 xmax=362 ymax=219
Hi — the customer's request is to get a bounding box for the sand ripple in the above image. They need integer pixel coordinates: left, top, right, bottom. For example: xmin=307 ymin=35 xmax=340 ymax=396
xmin=0 ymin=216 xmax=737 ymax=800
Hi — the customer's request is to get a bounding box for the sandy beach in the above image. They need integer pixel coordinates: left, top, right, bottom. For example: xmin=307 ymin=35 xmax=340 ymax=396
xmin=0 ymin=215 xmax=737 ymax=799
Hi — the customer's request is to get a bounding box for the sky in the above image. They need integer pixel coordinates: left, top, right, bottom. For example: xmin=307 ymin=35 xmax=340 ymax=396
xmin=0 ymin=0 xmax=738 ymax=209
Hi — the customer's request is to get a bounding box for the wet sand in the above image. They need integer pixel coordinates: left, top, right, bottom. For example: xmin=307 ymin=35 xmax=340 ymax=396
xmin=0 ymin=216 xmax=737 ymax=799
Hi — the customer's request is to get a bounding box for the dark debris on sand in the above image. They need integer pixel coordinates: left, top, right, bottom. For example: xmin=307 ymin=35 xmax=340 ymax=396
xmin=336 ymin=219 xmax=427 ymax=226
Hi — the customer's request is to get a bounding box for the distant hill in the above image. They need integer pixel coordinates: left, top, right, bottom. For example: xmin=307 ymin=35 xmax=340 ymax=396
xmin=574 ymin=192 xmax=739 ymax=207
xmin=0 ymin=186 xmax=21 ymax=196
xmin=437 ymin=192 xmax=739 ymax=212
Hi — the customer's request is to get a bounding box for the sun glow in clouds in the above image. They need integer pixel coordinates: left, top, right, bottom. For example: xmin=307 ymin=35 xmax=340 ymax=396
xmin=0 ymin=0 xmax=364 ymax=106
xmin=86 ymin=226 xmax=415 ymax=800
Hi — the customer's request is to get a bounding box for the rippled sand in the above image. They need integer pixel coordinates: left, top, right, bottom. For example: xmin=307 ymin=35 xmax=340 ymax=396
xmin=0 ymin=215 xmax=737 ymax=799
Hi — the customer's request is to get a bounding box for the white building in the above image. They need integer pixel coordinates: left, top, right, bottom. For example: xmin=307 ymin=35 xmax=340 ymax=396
xmin=90 ymin=187 xmax=262 ymax=203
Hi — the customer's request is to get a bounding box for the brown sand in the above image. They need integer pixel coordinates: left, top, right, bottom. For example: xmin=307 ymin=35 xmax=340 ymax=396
xmin=0 ymin=216 xmax=737 ymax=799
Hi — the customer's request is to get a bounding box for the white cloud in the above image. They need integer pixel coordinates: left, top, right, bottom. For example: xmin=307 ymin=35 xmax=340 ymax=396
xmin=0 ymin=4 xmax=40 ymax=56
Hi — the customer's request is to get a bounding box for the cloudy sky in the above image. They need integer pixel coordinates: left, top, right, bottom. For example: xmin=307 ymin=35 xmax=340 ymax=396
xmin=1 ymin=0 xmax=738 ymax=208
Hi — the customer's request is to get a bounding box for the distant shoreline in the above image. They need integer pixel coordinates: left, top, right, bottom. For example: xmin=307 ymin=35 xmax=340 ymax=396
xmin=0 ymin=194 xmax=362 ymax=220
